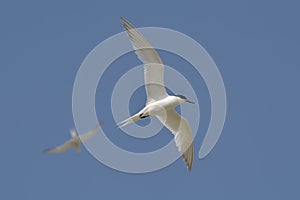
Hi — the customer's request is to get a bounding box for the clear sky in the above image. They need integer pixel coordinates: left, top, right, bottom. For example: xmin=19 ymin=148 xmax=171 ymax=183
xmin=1 ymin=0 xmax=299 ymax=199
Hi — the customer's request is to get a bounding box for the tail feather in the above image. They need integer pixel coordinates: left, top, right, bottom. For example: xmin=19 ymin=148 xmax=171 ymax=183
xmin=117 ymin=114 xmax=140 ymax=128
xmin=74 ymin=142 xmax=81 ymax=153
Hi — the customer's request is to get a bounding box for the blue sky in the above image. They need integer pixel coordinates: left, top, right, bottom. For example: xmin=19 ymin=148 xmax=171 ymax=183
xmin=1 ymin=0 xmax=300 ymax=199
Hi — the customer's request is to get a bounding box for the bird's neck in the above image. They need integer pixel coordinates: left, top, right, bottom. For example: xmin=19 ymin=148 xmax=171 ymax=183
xmin=165 ymin=96 xmax=182 ymax=108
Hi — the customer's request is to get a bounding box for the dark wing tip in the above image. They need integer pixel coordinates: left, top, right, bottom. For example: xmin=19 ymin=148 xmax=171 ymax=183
xmin=183 ymin=155 xmax=193 ymax=172
xmin=43 ymin=148 xmax=51 ymax=154
xmin=188 ymin=164 xmax=192 ymax=172
xmin=98 ymin=121 xmax=104 ymax=127
xmin=119 ymin=16 xmax=125 ymax=24
xmin=119 ymin=17 xmax=135 ymax=31
xmin=119 ymin=16 xmax=127 ymax=26
xmin=183 ymin=144 xmax=194 ymax=172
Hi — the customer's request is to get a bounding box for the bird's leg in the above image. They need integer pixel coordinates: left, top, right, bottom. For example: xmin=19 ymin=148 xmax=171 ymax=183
xmin=139 ymin=113 xmax=150 ymax=119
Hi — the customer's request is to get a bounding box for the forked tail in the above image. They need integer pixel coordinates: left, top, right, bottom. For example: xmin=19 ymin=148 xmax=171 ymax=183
xmin=117 ymin=114 xmax=141 ymax=128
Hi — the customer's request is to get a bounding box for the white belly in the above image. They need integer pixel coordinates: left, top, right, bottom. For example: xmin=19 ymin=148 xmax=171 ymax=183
xmin=144 ymin=96 xmax=179 ymax=116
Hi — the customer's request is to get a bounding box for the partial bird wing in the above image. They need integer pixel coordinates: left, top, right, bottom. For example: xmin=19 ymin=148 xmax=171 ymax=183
xmin=43 ymin=140 xmax=74 ymax=154
xmin=156 ymin=109 xmax=194 ymax=171
xmin=120 ymin=17 xmax=168 ymax=104
xmin=78 ymin=124 xmax=100 ymax=141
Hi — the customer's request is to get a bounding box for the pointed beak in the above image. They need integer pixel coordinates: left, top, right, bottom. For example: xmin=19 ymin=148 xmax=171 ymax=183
xmin=186 ymin=99 xmax=195 ymax=104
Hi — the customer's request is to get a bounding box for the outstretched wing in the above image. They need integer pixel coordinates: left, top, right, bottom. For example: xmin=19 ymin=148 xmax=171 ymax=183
xmin=78 ymin=124 xmax=100 ymax=141
xmin=120 ymin=17 xmax=168 ymax=104
xmin=43 ymin=140 xmax=74 ymax=154
xmin=156 ymin=109 xmax=194 ymax=171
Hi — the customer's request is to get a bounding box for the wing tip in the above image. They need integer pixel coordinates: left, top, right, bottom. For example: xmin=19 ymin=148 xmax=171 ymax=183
xmin=119 ymin=16 xmax=125 ymax=21
xmin=94 ymin=122 xmax=102 ymax=132
xmin=119 ymin=17 xmax=135 ymax=31
xmin=183 ymin=144 xmax=194 ymax=172
xmin=185 ymin=157 xmax=193 ymax=172
xmin=43 ymin=148 xmax=52 ymax=154
xmin=119 ymin=16 xmax=127 ymax=26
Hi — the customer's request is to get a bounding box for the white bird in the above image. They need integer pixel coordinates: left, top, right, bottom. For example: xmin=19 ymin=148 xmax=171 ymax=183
xmin=44 ymin=124 xmax=100 ymax=154
xmin=118 ymin=17 xmax=195 ymax=171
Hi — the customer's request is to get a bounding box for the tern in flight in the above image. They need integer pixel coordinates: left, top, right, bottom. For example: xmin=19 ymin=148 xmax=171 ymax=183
xmin=118 ymin=17 xmax=195 ymax=171
xmin=44 ymin=124 xmax=100 ymax=154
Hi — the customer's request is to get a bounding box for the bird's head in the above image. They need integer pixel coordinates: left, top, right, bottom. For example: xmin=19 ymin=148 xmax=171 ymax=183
xmin=174 ymin=95 xmax=195 ymax=104
xmin=70 ymin=129 xmax=78 ymax=139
